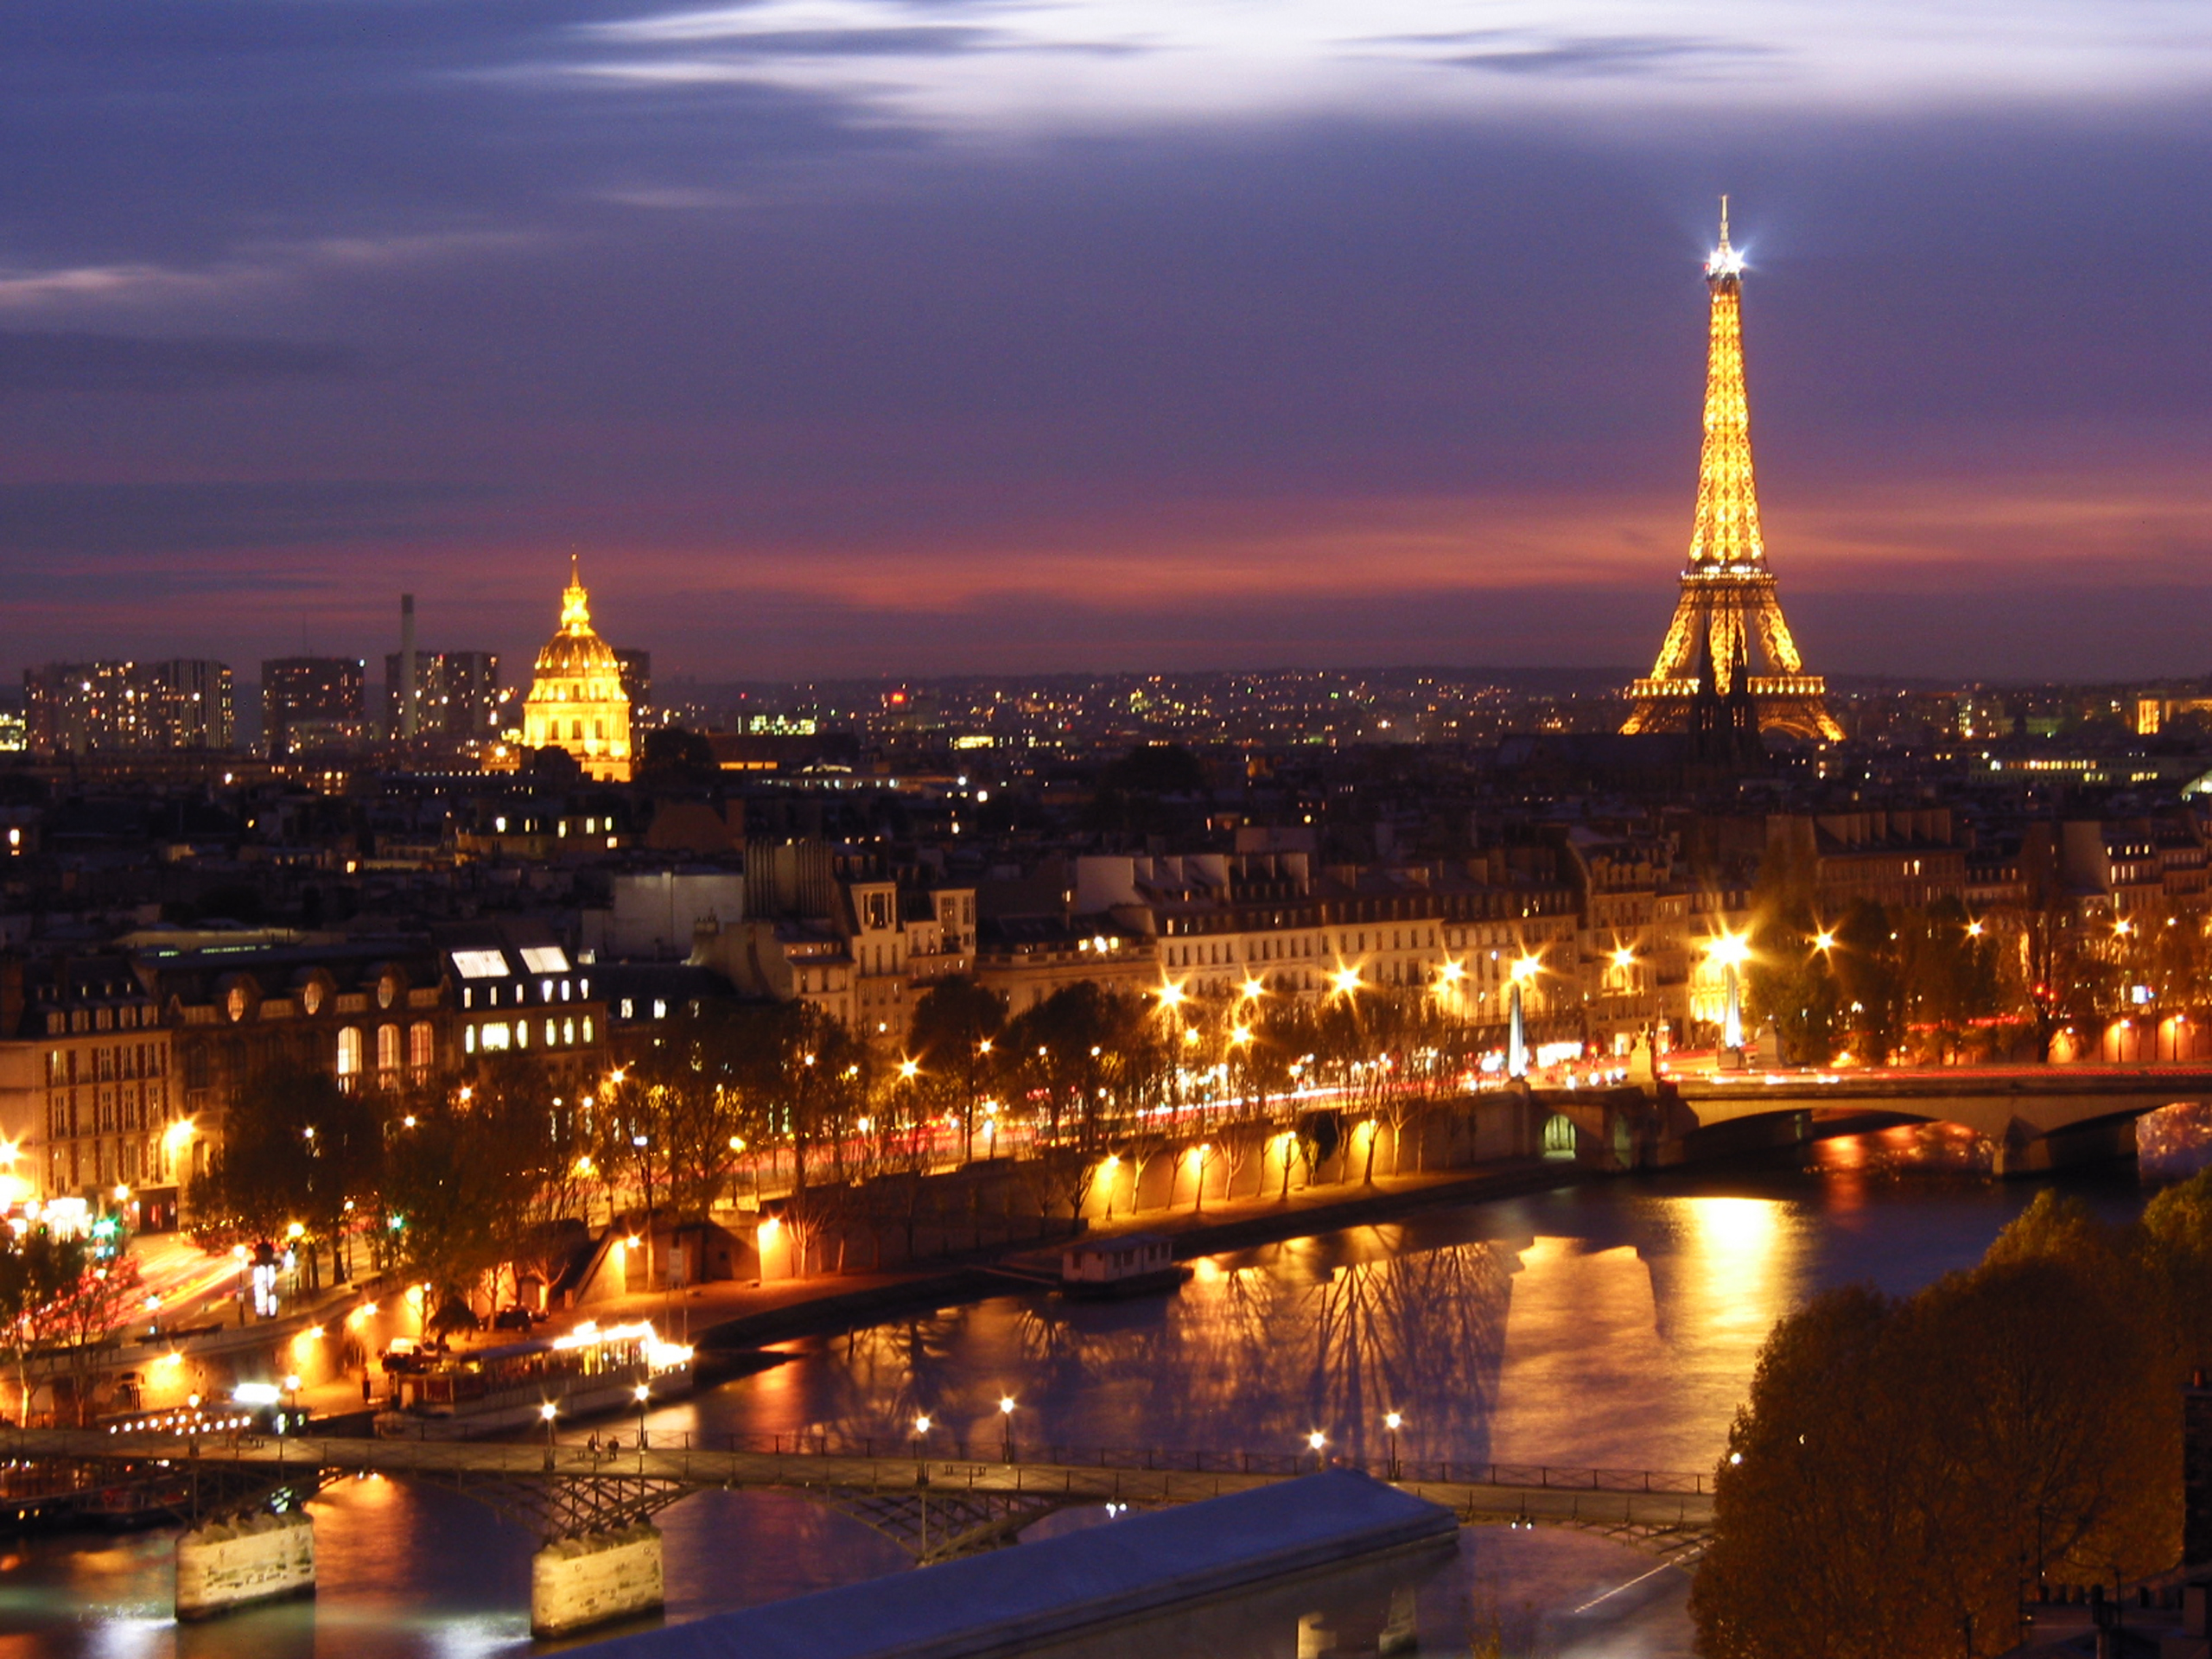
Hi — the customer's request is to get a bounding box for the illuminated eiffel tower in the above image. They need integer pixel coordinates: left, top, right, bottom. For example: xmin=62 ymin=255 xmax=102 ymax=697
xmin=1621 ymin=200 xmax=1841 ymax=742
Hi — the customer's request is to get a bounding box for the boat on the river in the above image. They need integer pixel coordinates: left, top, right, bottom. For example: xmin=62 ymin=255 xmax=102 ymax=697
xmin=1059 ymin=1233 xmax=1192 ymax=1300
xmin=373 ymin=1320 xmax=694 ymax=1440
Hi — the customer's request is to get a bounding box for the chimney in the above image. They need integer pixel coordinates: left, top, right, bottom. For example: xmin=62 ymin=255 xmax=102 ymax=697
xmin=399 ymin=593 xmax=418 ymax=740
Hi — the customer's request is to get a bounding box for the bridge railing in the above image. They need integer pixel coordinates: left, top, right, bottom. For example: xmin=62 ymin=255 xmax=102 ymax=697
xmin=725 ymin=1432 xmax=1708 ymax=1494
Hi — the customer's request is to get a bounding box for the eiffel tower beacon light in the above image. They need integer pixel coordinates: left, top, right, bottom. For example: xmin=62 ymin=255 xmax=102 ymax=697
xmin=1620 ymin=199 xmax=1841 ymax=741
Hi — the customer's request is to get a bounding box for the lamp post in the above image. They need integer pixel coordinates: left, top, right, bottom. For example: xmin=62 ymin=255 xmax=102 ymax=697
xmin=912 ymin=1413 xmax=931 ymax=1485
xmin=1307 ymin=1429 xmax=1327 ymax=1474
xmin=1383 ymin=1411 xmax=1402 ymax=1482
xmin=998 ymin=1395 xmax=1016 ymax=1463
xmin=539 ymin=1401 xmax=558 ymax=1470
xmin=634 ymin=1381 xmax=651 ymax=1450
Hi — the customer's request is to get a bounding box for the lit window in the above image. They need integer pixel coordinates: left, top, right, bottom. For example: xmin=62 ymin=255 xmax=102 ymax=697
xmin=336 ymin=1028 xmax=362 ymax=1077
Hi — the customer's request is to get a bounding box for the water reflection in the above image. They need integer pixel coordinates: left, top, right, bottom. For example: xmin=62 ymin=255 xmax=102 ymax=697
xmin=0 ymin=1166 xmax=2152 ymax=1659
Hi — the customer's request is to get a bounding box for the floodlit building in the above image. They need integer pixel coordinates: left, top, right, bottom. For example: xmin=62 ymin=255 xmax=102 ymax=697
xmin=521 ymin=556 xmax=632 ymax=782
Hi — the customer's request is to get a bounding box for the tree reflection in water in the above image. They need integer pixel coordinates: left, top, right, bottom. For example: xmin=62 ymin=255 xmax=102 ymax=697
xmin=779 ymin=1227 xmax=1516 ymax=1466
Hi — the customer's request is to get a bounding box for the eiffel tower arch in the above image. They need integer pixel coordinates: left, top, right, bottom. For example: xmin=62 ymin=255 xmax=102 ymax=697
xmin=1621 ymin=201 xmax=1841 ymax=743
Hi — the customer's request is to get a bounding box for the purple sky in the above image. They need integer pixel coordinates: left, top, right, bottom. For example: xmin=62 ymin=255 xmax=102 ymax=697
xmin=3 ymin=2 xmax=2209 ymax=683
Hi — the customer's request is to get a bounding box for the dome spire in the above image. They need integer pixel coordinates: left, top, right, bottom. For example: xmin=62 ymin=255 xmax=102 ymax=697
xmin=560 ymin=550 xmax=592 ymax=634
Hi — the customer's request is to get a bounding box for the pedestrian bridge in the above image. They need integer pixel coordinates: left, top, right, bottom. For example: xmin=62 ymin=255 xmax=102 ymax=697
xmin=1541 ymin=1064 xmax=2212 ymax=1173
xmin=7 ymin=1426 xmax=1712 ymax=1630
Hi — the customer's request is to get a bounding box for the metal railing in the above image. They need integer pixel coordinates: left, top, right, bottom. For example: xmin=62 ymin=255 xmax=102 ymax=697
xmin=720 ymin=1430 xmax=1707 ymax=1493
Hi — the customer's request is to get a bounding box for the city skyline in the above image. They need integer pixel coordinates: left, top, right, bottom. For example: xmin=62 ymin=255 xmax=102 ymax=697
xmin=3 ymin=4 xmax=2209 ymax=683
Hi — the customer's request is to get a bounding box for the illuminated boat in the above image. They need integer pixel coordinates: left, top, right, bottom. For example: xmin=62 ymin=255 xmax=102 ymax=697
xmin=1058 ymin=1233 xmax=1192 ymax=1300
xmin=372 ymin=1319 xmax=694 ymax=1440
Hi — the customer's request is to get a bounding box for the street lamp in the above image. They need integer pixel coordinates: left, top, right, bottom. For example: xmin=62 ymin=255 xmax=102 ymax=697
xmin=912 ymin=1412 xmax=932 ymax=1483
xmin=1306 ymin=1429 xmax=1327 ymax=1473
xmin=1383 ymin=1411 xmax=1402 ymax=1481
xmin=998 ymin=1395 xmax=1016 ymax=1462
xmin=1331 ymin=967 xmax=1363 ymax=997
xmin=539 ymin=1401 xmax=558 ymax=1468
xmin=634 ymin=1382 xmax=651 ymax=1449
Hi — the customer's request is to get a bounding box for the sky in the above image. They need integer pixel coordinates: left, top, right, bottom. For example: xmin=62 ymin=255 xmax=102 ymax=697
xmin=3 ymin=1 xmax=2210 ymax=684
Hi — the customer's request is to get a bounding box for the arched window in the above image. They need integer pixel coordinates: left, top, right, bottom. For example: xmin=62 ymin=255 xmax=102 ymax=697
xmin=377 ymin=1024 xmax=401 ymax=1074
xmin=410 ymin=1022 xmax=434 ymax=1071
xmin=336 ymin=1027 xmax=362 ymax=1079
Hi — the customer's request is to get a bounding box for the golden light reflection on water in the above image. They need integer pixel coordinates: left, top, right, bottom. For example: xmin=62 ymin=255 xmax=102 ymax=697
xmin=1489 ymin=1195 xmax=1803 ymax=1474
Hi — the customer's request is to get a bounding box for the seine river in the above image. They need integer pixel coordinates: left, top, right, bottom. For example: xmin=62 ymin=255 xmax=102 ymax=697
xmin=0 ymin=1132 xmax=2182 ymax=1659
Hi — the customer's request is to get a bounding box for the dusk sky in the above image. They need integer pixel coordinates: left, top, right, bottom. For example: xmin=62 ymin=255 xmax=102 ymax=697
xmin=4 ymin=2 xmax=2210 ymax=683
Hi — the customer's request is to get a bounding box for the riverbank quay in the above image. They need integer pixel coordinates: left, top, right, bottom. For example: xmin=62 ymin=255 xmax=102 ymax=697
xmin=581 ymin=1155 xmax=1592 ymax=1362
xmin=563 ymin=1470 xmax=1459 ymax=1659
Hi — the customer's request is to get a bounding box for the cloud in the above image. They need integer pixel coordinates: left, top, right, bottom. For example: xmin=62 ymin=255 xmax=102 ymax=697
xmin=0 ymin=331 xmax=360 ymax=394
xmin=0 ymin=480 xmax=487 ymax=556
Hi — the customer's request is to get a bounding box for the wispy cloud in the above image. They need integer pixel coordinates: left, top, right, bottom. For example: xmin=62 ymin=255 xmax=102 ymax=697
xmin=548 ymin=0 xmax=2212 ymax=131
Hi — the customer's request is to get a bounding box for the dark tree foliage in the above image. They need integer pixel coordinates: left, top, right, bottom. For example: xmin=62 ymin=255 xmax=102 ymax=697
xmin=907 ymin=976 xmax=1007 ymax=1160
xmin=637 ymin=726 xmax=718 ymax=790
xmin=1694 ymin=1183 xmax=2212 ymax=1659
xmin=189 ymin=1062 xmax=384 ymax=1287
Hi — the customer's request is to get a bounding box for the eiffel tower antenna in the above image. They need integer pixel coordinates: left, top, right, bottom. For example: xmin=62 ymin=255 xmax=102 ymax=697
xmin=1621 ymin=204 xmax=1840 ymax=742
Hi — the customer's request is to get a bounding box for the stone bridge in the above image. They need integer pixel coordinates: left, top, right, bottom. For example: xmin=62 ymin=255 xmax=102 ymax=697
xmin=7 ymin=1427 xmax=1713 ymax=1635
xmin=1538 ymin=1064 xmax=2212 ymax=1174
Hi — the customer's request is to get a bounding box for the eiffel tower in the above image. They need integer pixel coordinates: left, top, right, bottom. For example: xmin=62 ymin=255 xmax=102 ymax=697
xmin=1621 ymin=201 xmax=1841 ymax=742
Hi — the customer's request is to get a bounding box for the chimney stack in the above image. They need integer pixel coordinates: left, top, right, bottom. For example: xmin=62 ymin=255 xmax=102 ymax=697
xmin=399 ymin=594 xmax=418 ymax=740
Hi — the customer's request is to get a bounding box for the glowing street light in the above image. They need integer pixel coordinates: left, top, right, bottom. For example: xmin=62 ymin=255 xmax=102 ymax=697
xmin=1383 ymin=1411 xmax=1403 ymax=1481
xmin=1966 ymin=919 xmax=1986 ymax=938
xmin=998 ymin=1395 xmax=1017 ymax=1461
xmin=1331 ymin=967 xmax=1363 ymax=996
xmin=539 ymin=1400 xmax=559 ymax=1467
xmin=1610 ymin=946 xmax=1636 ymax=970
xmin=1510 ymin=955 xmax=1542 ymax=984
xmin=1238 ymin=976 xmax=1267 ymax=1001
xmin=1437 ymin=959 xmax=1465 ymax=985
xmin=634 ymin=1382 xmax=652 ymax=1449
xmin=1813 ymin=931 xmax=1836 ymax=952
xmin=1306 ymin=1429 xmax=1328 ymax=1471
xmin=898 ymin=1058 xmax=920 ymax=1081
xmin=1156 ymin=982 xmax=1186 ymax=1010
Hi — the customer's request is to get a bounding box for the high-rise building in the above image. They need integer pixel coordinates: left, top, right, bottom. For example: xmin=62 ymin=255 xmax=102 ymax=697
xmin=521 ymin=556 xmax=632 ymax=781
xmin=615 ymin=649 xmax=652 ymax=728
xmin=25 ymin=660 xmax=234 ymax=755
xmin=262 ymin=657 xmax=366 ymax=756
xmin=1621 ymin=202 xmax=1840 ymax=742
xmin=383 ymin=650 xmax=505 ymax=742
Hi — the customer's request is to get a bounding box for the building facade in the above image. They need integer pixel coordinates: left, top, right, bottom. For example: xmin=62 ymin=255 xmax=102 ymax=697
xmin=26 ymin=659 xmax=235 ymax=755
xmin=521 ymin=558 xmax=632 ymax=782
xmin=263 ymin=657 xmax=367 ymax=756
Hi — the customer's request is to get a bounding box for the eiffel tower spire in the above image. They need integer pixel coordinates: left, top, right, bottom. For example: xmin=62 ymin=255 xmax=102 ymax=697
xmin=1622 ymin=201 xmax=1840 ymax=741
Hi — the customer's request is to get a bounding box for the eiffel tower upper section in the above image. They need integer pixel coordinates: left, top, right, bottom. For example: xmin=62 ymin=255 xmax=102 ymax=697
xmin=1620 ymin=202 xmax=1841 ymax=742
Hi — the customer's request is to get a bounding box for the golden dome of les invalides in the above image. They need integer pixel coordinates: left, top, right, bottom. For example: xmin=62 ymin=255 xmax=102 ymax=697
xmin=520 ymin=554 xmax=632 ymax=781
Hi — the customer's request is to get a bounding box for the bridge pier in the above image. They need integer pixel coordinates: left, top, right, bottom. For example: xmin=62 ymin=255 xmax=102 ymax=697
xmin=175 ymin=1510 xmax=315 ymax=1620
xmin=531 ymin=1522 xmax=664 ymax=1637
xmin=1996 ymin=1115 xmax=2140 ymax=1177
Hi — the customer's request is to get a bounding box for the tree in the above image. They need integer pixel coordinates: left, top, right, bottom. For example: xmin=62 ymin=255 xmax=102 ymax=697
xmin=1746 ymin=831 xmax=1842 ymax=1065
xmin=0 ymin=1226 xmax=87 ymax=1425
xmin=637 ymin=726 xmax=718 ymax=790
xmin=908 ymin=977 xmax=1007 ymax=1161
xmin=1694 ymin=1196 xmax=2177 ymax=1659
xmin=189 ymin=1061 xmax=385 ymax=1287
xmin=1831 ymin=901 xmax=1904 ymax=1064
